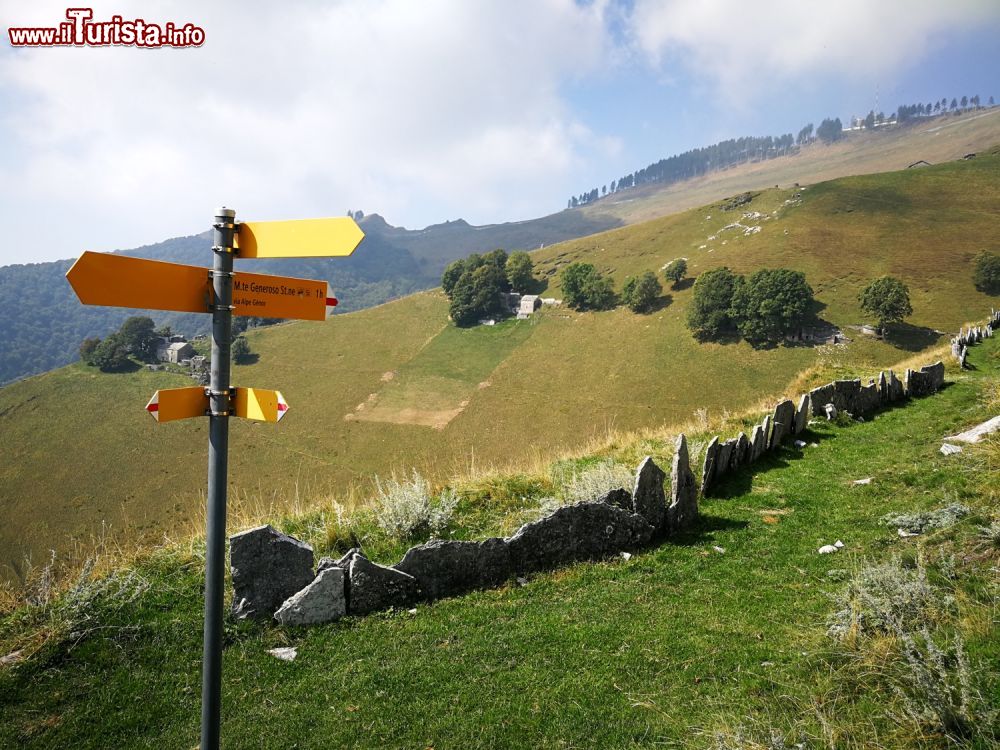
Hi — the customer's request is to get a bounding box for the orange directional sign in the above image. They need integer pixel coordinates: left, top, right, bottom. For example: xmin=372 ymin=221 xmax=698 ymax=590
xmin=67 ymin=251 xmax=209 ymax=314
xmin=147 ymin=386 xmax=289 ymax=423
xmin=67 ymin=252 xmax=337 ymax=320
xmin=146 ymin=386 xmax=208 ymax=423
xmin=233 ymin=387 xmax=289 ymax=423
xmin=236 ymin=217 xmax=364 ymax=259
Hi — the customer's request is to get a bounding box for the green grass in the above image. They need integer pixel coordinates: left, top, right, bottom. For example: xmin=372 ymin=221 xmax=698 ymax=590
xmin=2 ymin=153 xmax=1000 ymax=584
xmin=1 ymin=329 xmax=997 ymax=749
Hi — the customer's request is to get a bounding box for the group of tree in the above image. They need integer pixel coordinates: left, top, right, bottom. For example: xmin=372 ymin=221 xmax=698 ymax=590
xmin=564 ymin=259 xmax=687 ymax=314
xmin=79 ymin=316 xmax=163 ymax=372
xmin=896 ymin=95 xmax=989 ymax=123
xmin=568 ymin=130 xmax=807 ymax=209
xmin=973 ymin=250 xmax=1000 ymax=295
xmin=686 ymin=267 xmax=816 ymax=347
xmin=441 ymin=249 xmax=535 ymax=326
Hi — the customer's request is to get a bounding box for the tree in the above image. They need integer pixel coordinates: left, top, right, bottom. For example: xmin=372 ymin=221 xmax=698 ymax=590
xmin=91 ymin=333 xmax=132 ymax=372
xmin=79 ymin=337 xmax=100 ymax=366
xmin=621 ymin=271 xmax=662 ymax=313
xmin=950 ymin=98 xmax=958 ymax=110
xmin=686 ymin=267 xmax=737 ymax=340
xmin=560 ymin=263 xmax=615 ymax=311
xmin=118 ymin=315 xmax=158 ymax=361
xmin=858 ymin=276 xmax=913 ymax=336
xmin=448 ymin=263 xmax=507 ymax=326
xmin=961 ymin=95 xmax=968 ymax=109
xmin=231 ymin=335 xmax=253 ymax=364
xmin=505 ymin=251 xmax=534 ymax=292
xmin=663 ymin=258 xmax=687 ymax=288
xmin=441 ymin=259 xmax=467 ymax=297
xmin=730 ymin=268 xmax=814 ymax=346
xmin=972 ymin=250 xmax=1000 ymax=294
xmin=864 ymin=110 xmax=875 ymax=130
xmin=816 ymin=118 xmax=843 ymax=143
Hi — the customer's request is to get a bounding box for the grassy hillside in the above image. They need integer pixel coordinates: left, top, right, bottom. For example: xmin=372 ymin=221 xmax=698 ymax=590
xmin=1 ymin=153 xmax=999 ymax=584
xmin=1 ymin=334 xmax=997 ymax=748
xmin=587 ymin=108 xmax=1000 ymax=225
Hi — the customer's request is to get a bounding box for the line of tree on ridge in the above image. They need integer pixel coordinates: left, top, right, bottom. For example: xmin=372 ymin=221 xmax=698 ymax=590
xmin=569 ymin=92 xmax=995 ymax=210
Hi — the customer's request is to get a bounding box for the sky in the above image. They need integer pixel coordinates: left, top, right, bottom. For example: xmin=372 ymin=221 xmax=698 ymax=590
xmin=1 ymin=0 xmax=998 ymax=266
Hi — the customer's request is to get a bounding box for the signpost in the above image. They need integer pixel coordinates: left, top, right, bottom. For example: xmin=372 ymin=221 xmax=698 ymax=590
xmin=66 ymin=208 xmax=363 ymax=749
xmin=67 ymin=252 xmax=339 ymax=320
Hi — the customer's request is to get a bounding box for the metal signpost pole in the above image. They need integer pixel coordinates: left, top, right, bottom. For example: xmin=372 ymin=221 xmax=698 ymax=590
xmin=201 ymin=207 xmax=236 ymax=750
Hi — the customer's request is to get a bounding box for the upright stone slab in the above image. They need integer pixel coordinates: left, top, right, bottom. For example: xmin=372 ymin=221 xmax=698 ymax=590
xmin=877 ymin=371 xmax=889 ymax=402
xmin=348 ymin=554 xmax=420 ymax=615
xmin=809 ymin=383 xmax=835 ymax=416
xmin=920 ymin=361 xmax=945 ymax=391
xmin=770 ymin=400 xmax=795 ymax=449
xmin=632 ymin=456 xmax=667 ymax=532
xmin=833 ymin=379 xmax=862 ymax=415
xmin=749 ymin=424 xmax=764 ymax=462
xmin=759 ymin=415 xmax=773 ymax=454
xmin=229 ymin=525 xmax=315 ymax=620
xmin=793 ymin=394 xmax=810 ymax=434
xmin=886 ymin=370 xmax=904 ymax=402
xmin=667 ymin=434 xmax=699 ymax=532
xmin=274 ymin=566 xmax=346 ymax=626
xmin=715 ymin=439 xmax=735 ymax=478
xmin=700 ymin=436 xmax=720 ymax=497
xmin=393 ymin=538 xmax=511 ymax=601
xmin=731 ymin=432 xmax=749 ymax=469
xmin=506 ymin=502 xmax=654 ymax=575
xmin=857 ymin=382 xmax=880 ymax=415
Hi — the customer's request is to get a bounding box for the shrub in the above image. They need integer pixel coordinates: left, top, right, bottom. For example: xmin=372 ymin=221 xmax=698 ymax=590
xmin=858 ymin=276 xmax=912 ymax=336
xmin=560 ymin=459 xmax=632 ymax=503
xmin=663 ymin=258 xmax=687 ymax=287
xmin=449 ymin=263 xmax=508 ymax=326
xmin=372 ymin=471 xmax=457 ymax=539
xmin=730 ymin=268 xmax=814 ymax=346
xmin=826 ymin=556 xmax=951 ymax=641
xmin=686 ymin=267 xmax=737 ymax=339
xmin=621 ymin=271 xmax=662 ymax=313
xmin=505 ymin=251 xmax=534 ymax=292
xmin=231 ymin=335 xmax=252 ymax=364
xmin=880 ymin=503 xmax=970 ymax=535
xmin=561 ymin=262 xmax=615 ymax=311
xmin=892 ymin=629 xmax=993 ymax=743
xmin=972 ymin=249 xmax=1000 ymax=294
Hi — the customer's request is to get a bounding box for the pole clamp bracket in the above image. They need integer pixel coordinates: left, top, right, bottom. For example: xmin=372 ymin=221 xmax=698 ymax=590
xmin=207 ymin=304 xmax=235 ymax=312
xmin=212 ymin=221 xmax=238 ymax=231
xmin=208 ymin=270 xmax=234 ymax=279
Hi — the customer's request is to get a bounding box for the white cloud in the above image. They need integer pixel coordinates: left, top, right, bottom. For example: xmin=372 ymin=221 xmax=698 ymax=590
xmin=0 ymin=0 xmax=614 ymax=263
xmin=628 ymin=0 xmax=1000 ymax=99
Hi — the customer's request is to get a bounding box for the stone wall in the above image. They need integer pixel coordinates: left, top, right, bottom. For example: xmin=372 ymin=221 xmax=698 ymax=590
xmin=951 ymin=309 xmax=999 ymax=368
xmin=230 ymin=310 xmax=998 ymax=626
xmin=231 ymin=434 xmax=701 ymax=626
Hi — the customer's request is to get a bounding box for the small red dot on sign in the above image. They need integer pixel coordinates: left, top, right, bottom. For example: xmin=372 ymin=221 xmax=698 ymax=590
xmin=326 ymin=297 xmax=338 ymax=307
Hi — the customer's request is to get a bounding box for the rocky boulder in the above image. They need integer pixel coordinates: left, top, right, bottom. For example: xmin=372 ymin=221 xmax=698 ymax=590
xmin=507 ymin=502 xmax=654 ymax=574
xmin=347 ymin=554 xmax=420 ymax=616
xmin=229 ymin=525 xmax=315 ymax=620
xmin=394 ymin=538 xmax=511 ymax=601
xmin=631 ymin=457 xmax=666 ymax=532
xmin=667 ymin=434 xmax=698 ymax=532
xmin=274 ymin=566 xmax=346 ymax=626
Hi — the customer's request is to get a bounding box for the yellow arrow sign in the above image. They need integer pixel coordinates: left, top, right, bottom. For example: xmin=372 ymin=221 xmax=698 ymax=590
xmin=233 ymin=387 xmax=289 ymax=423
xmin=146 ymin=386 xmax=207 ymax=423
xmin=67 ymin=252 xmax=337 ymax=320
xmin=236 ymin=217 xmax=364 ymax=259
xmin=146 ymin=386 xmax=289 ymax=423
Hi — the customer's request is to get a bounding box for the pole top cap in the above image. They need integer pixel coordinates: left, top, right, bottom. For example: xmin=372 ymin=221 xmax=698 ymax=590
xmin=215 ymin=207 xmax=236 ymax=219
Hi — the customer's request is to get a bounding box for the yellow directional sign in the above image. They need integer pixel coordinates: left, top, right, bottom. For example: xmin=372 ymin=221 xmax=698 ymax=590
xmin=233 ymin=388 xmax=289 ymax=423
xmin=236 ymin=217 xmax=364 ymax=259
xmin=146 ymin=386 xmax=289 ymax=423
xmin=66 ymin=252 xmax=337 ymax=320
xmin=146 ymin=386 xmax=208 ymax=423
